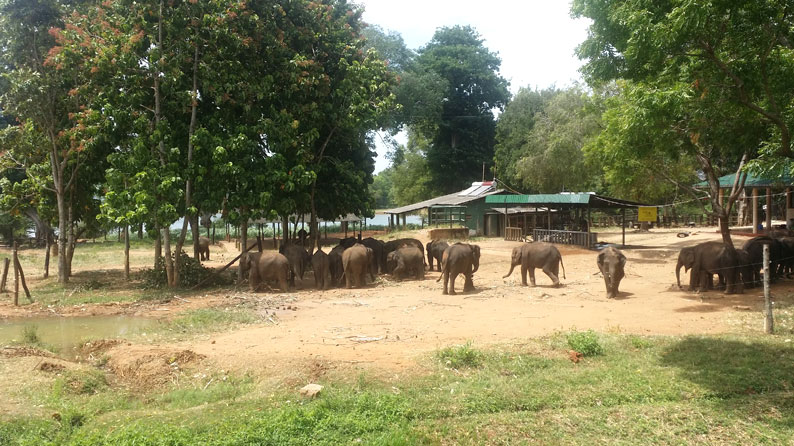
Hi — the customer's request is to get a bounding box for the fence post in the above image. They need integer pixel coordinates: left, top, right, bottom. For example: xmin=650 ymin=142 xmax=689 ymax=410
xmin=763 ymin=244 xmax=773 ymax=334
xmin=13 ymin=242 xmax=19 ymax=306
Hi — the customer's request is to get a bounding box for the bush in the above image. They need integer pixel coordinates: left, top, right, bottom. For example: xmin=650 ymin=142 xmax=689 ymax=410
xmin=141 ymin=251 xmax=230 ymax=288
xmin=438 ymin=342 xmax=484 ymax=368
xmin=566 ymin=330 xmax=604 ymax=356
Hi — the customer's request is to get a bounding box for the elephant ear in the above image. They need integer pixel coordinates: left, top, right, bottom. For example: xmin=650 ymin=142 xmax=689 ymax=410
xmin=597 ymin=251 xmax=606 ymax=267
xmin=619 ymin=253 xmax=627 ymax=268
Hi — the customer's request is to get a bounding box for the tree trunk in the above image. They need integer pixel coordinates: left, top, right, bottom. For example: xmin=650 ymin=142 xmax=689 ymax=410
xmin=43 ymin=232 xmax=51 ymax=279
xmin=238 ymin=216 xmax=248 ymax=284
xmin=56 ymin=191 xmax=68 ymax=283
xmin=282 ymin=215 xmax=290 ymax=245
xmin=191 ymin=214 xmax=200 ymax=260
xmin=154 ymin=220 xmax=162 ymax=268
xmin=124 ymin=224 xmax=130 ymax=280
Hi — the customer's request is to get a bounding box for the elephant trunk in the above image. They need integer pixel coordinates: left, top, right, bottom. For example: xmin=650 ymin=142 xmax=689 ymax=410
xmin=676 ymin=259 xmax=684 ymax=288
xmin=472 ymin=250 xmax=480 ymax=274
xmin=502 ymin=260 xmax=517 ymax=278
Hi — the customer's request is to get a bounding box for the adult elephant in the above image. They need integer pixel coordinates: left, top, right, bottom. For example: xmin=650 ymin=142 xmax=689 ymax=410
xmin=383 ymin=238 xmax=425 ymax=273
xmin=387 ymin=246 xmax=425 ymax=280
xmin=279 ymin=243 xmax=310 ymax=287
xmin=426 ymin=240 xmax=449 ymax=272
xmin=328 ymin=245 xmax=345 ymax=287
xmin=360 ymin=237 xmax=385 ymax=274
xmin=341 ymin=243 xmax=373 ymax=288
xmin=436 ymin=243 xmax=480 ymax=295
xmin=312 ymin=248 xmax=330 ymax=290
xmin=245 ymin=251 xmax=290 ymax=292
xmin=775 ymin=236 xmax=794 ymax=278
xmin=741 ymin=236 xmax=783 ymax=287
xmin=503 ymin=242 xmax=566 ymax=287
xmin=338 ymin=237 xmax=358 ymax=249
xmin=689 ymin=241 xmax=741 ymax=294
xmin=597 ymin=246 xmax=626 ymax=299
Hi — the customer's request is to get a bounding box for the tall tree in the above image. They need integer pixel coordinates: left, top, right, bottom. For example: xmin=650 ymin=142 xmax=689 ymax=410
xmin=415 ymin=26 xmax=510 ymax=192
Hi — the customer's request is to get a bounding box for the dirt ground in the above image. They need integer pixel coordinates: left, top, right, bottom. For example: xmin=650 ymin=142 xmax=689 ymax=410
xmin=2 ymin=228 xmax=790 ymax=381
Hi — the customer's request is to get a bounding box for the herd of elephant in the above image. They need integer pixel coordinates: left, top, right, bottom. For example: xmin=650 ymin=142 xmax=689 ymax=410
xmin=228 ymin=235 xmax=630 ymax=299
xmin=675 ymin=230 xmax=794 ymax=294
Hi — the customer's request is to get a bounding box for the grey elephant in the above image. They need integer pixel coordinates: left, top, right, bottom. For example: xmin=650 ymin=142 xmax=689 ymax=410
xmin=198 ymin=236 xmax=211 ymax=261
xmin=311 ymin=248 xmax=330 ymax=290
xmin=279 ymin=243 xmax=309 ymax=287
xmin=689 ymin=241 xmax=741 ymax=294
xmin=328 ymin=244 xmax=345 ymax=287
xmin=675 ymin=246 xmax=696 ymax=289
xmin=342 ymin=243 xmax=373 ymax=288
xmin=246 ymin=251 xmax=290 ymax=292
xmin=426 ymin=240 xmax=449 ymax=272
xmin=597 ymin=246 xmax=626 ymax=299
xmin=387 ymin=246 xmax=425 ymax=280
xmin=742 ymin=235 xmax=783 ymax=287
xmin=360 ymin=237 xmax=385 ymax=274
xmin=383 ymin=238 xmax=425 ymax=273
xmin=436 ymin=242 xmax=480 ymax=295
xmin=503 ymin=242 xmax=566 ymax=287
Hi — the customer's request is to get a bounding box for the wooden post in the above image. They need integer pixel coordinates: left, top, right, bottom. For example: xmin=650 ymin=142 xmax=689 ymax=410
xmin=13 ymin=242 xmax=19 ymax=305
xmin=15 ymin=254 xmax=32 ymax=302
xmin=787 ymin=187 xmax=792 ymax=227
xmin=752 ymin=188 xmax=759 ymax=234
xmin=764 ymin=244 xmax=773 ymax=334
xmin=44 ymin=233 xmax=51 ymax=279
xmin=0 ymin=258 xmax=9 ymax=292
xmin=765 ymin=187 xmax=773 ymax=231
xmin=547 ymin=208 xmax=551 ymax=230
xmin=621 ymin=208 xmax=626 ymax=247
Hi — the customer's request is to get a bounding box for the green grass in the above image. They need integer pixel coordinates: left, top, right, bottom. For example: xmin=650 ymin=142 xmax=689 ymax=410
xmin=2 ymin=332 xmax=794 ymax=445
xmin=566 ymin=329 xmax=605 ymax=356
xmin=156 ymin=307 xmax=260 ymax=337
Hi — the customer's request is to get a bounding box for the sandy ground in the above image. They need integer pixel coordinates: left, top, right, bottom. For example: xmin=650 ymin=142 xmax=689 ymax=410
xmin=2 ymin=228 xmax=790 ymax=381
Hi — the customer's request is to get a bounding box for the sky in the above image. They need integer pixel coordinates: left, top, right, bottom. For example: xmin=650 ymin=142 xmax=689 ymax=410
xmin=356 ymin=0 xmax=593 ymax=173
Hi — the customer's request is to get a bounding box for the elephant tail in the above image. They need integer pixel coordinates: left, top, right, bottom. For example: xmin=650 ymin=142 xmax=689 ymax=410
xmin=560 ymin=256 xmax=566 ymax=280
xmin=436 ymin=260 xmax=447 ymax=282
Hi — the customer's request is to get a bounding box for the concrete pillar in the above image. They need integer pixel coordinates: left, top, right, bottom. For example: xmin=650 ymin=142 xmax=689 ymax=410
xmin=752 ymin=188 xmax=759 ymax=234
xmin=766 ymin=187 xmax=773 ymax=231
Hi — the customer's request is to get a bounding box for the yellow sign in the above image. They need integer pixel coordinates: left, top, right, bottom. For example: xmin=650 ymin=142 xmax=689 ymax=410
xmin=638 ymin=206 xmax=658 ymax=222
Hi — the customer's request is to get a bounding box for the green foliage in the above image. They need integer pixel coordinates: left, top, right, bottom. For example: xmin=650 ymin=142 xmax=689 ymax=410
xmin=566 ymin=330 xmax=604 ymax=356
xmin=437 ymin=342 xmax=484 ymax=369
xmin=141 ymin=252 xmax=226 ymax=289
xmin=54 ymin=370 xmax=108 ymax=396
xmin=162 ymin=308 xmax=259 ymax=336
xmin=415 ymin=26 xmax=510 ymax=192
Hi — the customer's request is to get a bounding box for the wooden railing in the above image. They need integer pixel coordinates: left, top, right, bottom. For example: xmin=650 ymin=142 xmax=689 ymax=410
xmin=532 ymin=229 xmax=597 ymax=248
xmin=505 ymin=227 xmax=524 ymax=241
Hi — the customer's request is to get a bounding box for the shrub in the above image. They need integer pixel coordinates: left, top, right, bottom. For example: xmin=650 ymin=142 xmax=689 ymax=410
xmin=141 ymin=251 xmax=230 ymax=288
xmin=566 ymin=330 xmax=604 ymax=356
xmin=438 ymin=342 xmax=484 ymax=368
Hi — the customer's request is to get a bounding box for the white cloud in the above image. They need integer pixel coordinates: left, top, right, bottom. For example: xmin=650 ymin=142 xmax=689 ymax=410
xmin=358 ymin=0 xmax=592 ymax=172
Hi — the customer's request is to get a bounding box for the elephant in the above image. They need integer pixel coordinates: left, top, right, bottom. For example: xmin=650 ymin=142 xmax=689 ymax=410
xmin=311 ymin=248 xmax=330 ymax=290
xmin=689 ymin=241 xmax=741 ymax=294
xmin=775 ymin=236 xmax=794 ymax=278
xmin=245 ymin=251 xmax=290 ymax=292
xmin=338 ymin=237 xmax=359 ymax=249
xmin=503 ymin=242 xmax=566 ymax=287
xmin=198 ymin=236 xmax=211 ymax=261
xmin=386 ymin=246 xmax=425 ymax=280
xmin=426 ymin=240 xmax=449 ymax=272
xmin=360 ymin=237 xmax=385 ymax=274
xmin=341 ymin=243 xmax=373 ymax=288
xmin=279 ymin=243 xmax=310 ymax=287
xmin=597 ymin=246 xmax=626 ymax=299
xmin=741 ymin=236 xmax=783 ymax=287
xmin=436 ymin=243 xmax=480 ymax=295
xmin=675 ymin=246 xmax=696 ymax=289
xmin=328 ymin=245 xmax=345 ymax=287
xmin=383 ymin=238 xmax=425 ymax=273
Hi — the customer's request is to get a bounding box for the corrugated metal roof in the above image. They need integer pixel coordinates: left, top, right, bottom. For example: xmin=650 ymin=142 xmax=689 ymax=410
xmin=485 ymin=193 xmax=648 ymax=208
xmin=385 ymin=182 xmax=504 ymax=214
xmin=695 ymin=172 xmax=794 ymax=188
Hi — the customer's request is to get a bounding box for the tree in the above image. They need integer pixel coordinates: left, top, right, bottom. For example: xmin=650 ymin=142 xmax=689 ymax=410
xmin=493 ymin=87 xmax=560 ymax=187
xmin=0 ymin=0 xmax=106 ymax=282
xmin=415 ymin=26 xmax=510 ymax=192
xmin=572 ymin=0 xmax=794 ymax=169
xmin=389 ymin=130 xmax=435 ymax=206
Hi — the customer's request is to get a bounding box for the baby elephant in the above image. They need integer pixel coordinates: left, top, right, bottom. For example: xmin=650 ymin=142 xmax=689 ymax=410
xmin=387 ymin=246 xmax=425 ymax=280
xmin=597 ymin=246 xmax=626 ymax=299
xmin=198 ymin=236 xmax=212 ymax=261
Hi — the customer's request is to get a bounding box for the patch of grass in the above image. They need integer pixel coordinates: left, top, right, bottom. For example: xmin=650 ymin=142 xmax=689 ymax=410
xmin=4 ymin=333 xmax=794 ymax=445
xmin=437 ymin=342 xmax=484 ymax=369
xmin=11 ymin=325 xmax=57 ymax=352
xmin=566 ymin=329 xmax=604 ymax=356
xmin=159 ymin=307 xmax=259 ymax=336
xmin=54 ymin=370 xmax=108 ymax=395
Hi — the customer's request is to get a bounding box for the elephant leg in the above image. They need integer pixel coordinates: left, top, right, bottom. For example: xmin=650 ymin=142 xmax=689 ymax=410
xmin=449 ymin=272 xmax=459 ymax=295
xmin=463 ymin=271 xmax=474 ymax=292
xmin=528 ymin=268 xmax=537 ymax=287
xmin=542 ymin=266 xmax=560 ymax=287
xmin=602 ymin=273 xmax=611 ymax=298
xmin=442 ymin=272 xmax=449 ymax=295
xmin=520 ymin=264 xmax=528 ymax=286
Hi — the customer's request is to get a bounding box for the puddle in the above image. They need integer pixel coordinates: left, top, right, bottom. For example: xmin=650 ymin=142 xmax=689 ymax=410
xmin=0 ymin=315 xmax=157 ymax=355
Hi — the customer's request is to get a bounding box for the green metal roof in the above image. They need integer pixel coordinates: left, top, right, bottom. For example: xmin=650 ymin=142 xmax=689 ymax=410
xmin=485 ymin=193 xmax=647 ymax=208
xmin=695 ymin=172 xmax=794 ymax=188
